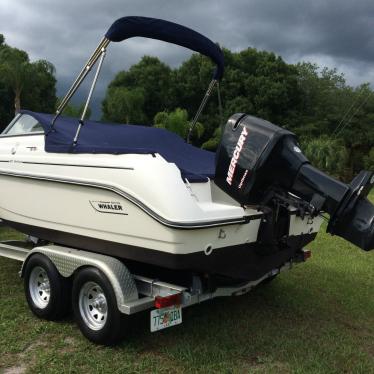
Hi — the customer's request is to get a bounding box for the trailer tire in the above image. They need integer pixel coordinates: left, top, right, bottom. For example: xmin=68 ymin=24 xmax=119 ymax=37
xmin=24 ymin=253 xmax=71 ymax=320
xmin=72 ymin=267 xmax=127 ymax=346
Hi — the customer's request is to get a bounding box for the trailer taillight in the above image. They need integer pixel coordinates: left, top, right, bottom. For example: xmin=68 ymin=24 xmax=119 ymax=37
xmin=155 ymin=293 xmax=181 ymax=309
xmin=303 ymin=249 xmax=312 ymax=261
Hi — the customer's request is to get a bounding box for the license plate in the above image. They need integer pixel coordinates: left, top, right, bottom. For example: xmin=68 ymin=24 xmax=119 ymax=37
xmin=150 ymin=305 xmax=182 ymax=332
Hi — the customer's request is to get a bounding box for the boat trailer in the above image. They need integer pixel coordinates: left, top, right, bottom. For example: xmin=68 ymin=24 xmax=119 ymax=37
xmin=0 ymin=239 xmax=310 ymax=345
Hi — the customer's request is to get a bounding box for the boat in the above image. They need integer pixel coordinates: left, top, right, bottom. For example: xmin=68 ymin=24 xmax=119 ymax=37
xmin=0 ymin=16 xmax=372 ymax=282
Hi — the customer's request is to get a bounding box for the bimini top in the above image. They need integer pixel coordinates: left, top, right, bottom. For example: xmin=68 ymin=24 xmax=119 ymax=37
xmin=22 ymin=110 xmax=215 ymax=183
xmin=105 ymin=16 xmax=224 ymax=80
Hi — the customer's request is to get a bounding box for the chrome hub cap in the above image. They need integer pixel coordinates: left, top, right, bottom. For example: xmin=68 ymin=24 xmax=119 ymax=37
xmin=29 ymin=266 xmax=51 ymax=309
xmin=79 ymin=282 xmax=108 ymax=331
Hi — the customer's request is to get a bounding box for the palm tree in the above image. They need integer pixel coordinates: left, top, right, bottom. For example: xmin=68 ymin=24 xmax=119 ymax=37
xmin=0 ymin=47 xmax=31 ymax=114
xmin=302 ymin=136 xmax=348 ymax=178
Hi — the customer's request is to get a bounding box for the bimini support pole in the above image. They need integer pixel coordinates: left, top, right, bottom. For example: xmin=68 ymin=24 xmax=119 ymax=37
xmin=50 ymin=37 xmax=110 ymax=130
xmin=73 ymin=48 xmax=106 ymax=145
xmin=187 ymin=79 xmax=217 ymax=143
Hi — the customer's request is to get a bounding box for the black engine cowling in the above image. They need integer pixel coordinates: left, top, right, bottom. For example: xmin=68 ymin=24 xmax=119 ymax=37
xmin=215 ymin=113 xmax=374 ymax=251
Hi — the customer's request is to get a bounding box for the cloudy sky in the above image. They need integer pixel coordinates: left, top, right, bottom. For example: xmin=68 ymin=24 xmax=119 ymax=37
xmin=1 ymin=0 xmax=373 ymax=118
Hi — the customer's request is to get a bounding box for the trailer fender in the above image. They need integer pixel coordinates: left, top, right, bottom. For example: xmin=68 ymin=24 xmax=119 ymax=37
xmin=21 ymin=245 xmax=139 ymax=313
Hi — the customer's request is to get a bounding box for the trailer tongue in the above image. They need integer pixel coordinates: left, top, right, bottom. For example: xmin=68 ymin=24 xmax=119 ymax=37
xmin=215 ymin=113 xmax=374 ymax=251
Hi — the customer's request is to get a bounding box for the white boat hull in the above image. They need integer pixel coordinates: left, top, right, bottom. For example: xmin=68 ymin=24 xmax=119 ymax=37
xmin=0 ymin=133 xmax=323 ymax=280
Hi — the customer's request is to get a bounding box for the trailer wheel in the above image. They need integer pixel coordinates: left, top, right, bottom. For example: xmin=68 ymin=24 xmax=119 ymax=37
xmin=72 ymin=267 xmax=127 ymax=346
xmin=24 ymin=253 xmax=71 ymax=320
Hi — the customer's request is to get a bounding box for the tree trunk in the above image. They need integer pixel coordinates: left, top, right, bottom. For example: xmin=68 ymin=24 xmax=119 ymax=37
xmin=14 ymin=89 xmax=21 ymax=115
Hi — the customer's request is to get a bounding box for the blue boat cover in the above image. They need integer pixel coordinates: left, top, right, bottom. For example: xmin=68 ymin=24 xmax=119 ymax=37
xmin=21 ymin=111 xmax=215 ymax=183
xmin=105 ymin=16 xmax=224 ymax=80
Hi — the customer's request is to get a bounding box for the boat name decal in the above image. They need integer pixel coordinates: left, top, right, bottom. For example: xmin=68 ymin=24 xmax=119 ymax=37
xmin=226 ymin=127 xmax=248 ymax=186
xmin=90 ymin=200 xmax=128 ymax=215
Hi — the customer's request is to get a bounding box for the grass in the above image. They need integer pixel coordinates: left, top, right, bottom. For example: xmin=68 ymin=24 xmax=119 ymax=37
xmin=0 ymin=194 xmax=373 ymax=373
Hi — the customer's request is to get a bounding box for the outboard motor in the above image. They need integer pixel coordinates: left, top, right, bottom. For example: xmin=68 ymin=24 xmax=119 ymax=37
xmin=215 ymin=113 xmax=374 ymax=251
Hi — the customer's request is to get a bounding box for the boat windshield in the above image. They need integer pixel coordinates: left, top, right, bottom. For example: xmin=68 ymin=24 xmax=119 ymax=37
xmin=3 ymin=114 xmax=44 ymax=136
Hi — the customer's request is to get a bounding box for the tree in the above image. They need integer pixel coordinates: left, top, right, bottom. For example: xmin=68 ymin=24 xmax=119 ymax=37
xmin=101 ymin=45 xmax=374 ymax=179
xmin=103 ymin=56 xmax=172 ymax=122
xmin=332 ymin=84 xmax=374 ymax=177
xmin=170 ymin=52 xmax=222 ymax=144
xmin=0 ymin=37 xmax=22 ymax=127
xmin=102 ymin=87 xmax=145 ymax=124
xmin=293 ymin=62 xmax=351 ymax=137
xmin=227 ymin=48 xmax=300 ymax=126
xmin=154 ymin=108 xmax=204 ymax=140
xmin=293 ymin=64 xmax=374 ymax=178
xmin=301 ymin=137 xmax=348 ymax=179
xmin=171 ymin=48 xmax=301 ymax=146
xmin=0 ymin=46 xmax=13 ymax=130
xmin=61 ymin=103 xmax=91 ymax=119
xmin=202 ymin=126 xmax=221 ymax=150
xmin=0 ymin=47 xmax=31 ymax=114
xmin=0 ymin=35 xmax=57 ymax=129
xmin=364 ymin=148 xmax=374 ymax=171
xmin=25 ymin=60 xmax=57 ymax=114
xmin=171 ymin=53 xmax=215 ymax=116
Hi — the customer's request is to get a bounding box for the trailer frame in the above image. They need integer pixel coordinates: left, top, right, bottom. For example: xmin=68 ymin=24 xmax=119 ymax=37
xmin=0 ymin=239 xmax=309 ymax=343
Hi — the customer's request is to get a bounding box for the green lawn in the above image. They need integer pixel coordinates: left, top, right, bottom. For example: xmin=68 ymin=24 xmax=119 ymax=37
xmin=0 ymin=196 xmax=373 ymax=373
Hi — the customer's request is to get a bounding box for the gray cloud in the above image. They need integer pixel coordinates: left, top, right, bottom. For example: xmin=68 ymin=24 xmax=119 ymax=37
xmin=1 ymin=0 xmax=373 ymax=119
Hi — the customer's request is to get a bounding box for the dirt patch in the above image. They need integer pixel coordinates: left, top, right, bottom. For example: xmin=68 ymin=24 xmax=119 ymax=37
xmin=2 ymin=365 xmax=27 ymax=374
xmin=60 ymin=336 xmax=78 ymax=354
xmin=19 ymin=341 xmax=47 ymax=359
xmin=1 ymin=340 xmax=48 ymax=374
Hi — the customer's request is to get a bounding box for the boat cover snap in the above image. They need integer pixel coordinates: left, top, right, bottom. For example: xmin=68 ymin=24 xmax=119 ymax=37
xmin=21 ymin=110 xmax=215 ymax=183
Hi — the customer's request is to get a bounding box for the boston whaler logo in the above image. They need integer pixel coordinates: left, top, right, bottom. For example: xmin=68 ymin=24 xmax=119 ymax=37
xmin=90 ymin=200 xmax=128 ymax=215
xmin=226 ymin=127 xmax=248 ymax=186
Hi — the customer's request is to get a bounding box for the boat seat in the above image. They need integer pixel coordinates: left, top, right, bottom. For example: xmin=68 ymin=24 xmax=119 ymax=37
xmin=22 ymin=111 xmax=216 ymax=183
